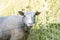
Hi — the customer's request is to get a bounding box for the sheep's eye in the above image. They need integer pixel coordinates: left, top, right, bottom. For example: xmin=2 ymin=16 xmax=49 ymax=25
xmin=24 ymin=15 xmax=26 ymax=17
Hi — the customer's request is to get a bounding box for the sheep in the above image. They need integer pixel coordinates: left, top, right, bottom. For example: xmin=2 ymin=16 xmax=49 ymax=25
xmin=0 ymin=11 xmax=40 ymax=40
xmin=0 ymin=17 xmax=7 ymax=24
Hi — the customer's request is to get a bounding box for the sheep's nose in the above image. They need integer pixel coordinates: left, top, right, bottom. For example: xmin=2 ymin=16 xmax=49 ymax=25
xmin=28 ymin=23 xmax=33 ymax=26
xmin=29 ymin=23 xmax=33 ymax=25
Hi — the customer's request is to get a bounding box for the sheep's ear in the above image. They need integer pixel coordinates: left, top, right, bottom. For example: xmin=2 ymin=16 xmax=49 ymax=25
xmin=35 ymin=11 xmax=41 ymax=15
xmin=18 ymin=11 xmax=24 ymax=15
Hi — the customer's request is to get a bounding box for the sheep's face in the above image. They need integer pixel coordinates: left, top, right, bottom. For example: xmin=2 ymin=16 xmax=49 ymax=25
xmin=18 ymin=11 xmax=40 ymax=27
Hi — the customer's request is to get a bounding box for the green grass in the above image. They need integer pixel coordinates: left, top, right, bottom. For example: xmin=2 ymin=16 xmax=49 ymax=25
xmin=27 ymin=23 xmax=60 ymax=40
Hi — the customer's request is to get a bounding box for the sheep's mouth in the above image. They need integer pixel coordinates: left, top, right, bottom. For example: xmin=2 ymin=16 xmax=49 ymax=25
xmin=26 ymin=25 xmax=32 ymax=27
xmin=24 ymin=24 xmax=33 ymax=28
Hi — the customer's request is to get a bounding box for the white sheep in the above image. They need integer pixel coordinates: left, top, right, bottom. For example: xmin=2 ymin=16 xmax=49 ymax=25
xmin=0 ymin=11 xmax=40 ymax=40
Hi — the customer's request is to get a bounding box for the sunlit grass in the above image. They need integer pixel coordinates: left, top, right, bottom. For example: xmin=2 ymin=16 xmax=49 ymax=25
xmin=0 ymin=0 xmax=60 ymax=40
xmin=27 ymin=23 xmax=60 ymax=40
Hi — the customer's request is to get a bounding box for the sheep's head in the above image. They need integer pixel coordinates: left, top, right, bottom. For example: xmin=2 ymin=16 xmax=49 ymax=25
xmin=18 ymin=11 xmax=41 ymax=27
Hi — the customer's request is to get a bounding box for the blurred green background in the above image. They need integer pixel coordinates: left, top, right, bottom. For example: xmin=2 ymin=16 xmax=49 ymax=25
xmin=0 ymin=0 xmax=60 ymax=40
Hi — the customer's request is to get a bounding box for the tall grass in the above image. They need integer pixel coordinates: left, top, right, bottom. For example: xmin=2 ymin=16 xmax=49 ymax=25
xmin=27 ymin=23 xmax=60 ymax=40
xmin=0 ymin=0 xmax=60 ymax=40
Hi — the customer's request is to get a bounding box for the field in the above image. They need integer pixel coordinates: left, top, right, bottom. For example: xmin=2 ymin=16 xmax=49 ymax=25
xmin=27 ymin=23 xmax=60 ymax=40
xmin=0 ymin=0 xmax=60 ymax=40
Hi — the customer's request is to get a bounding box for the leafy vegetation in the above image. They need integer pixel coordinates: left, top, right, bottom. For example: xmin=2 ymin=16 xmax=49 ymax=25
xmin=0 ymin=0 xmax=60 ymax=40
xmin=28 ymin=23 xmax=60 ymax=40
